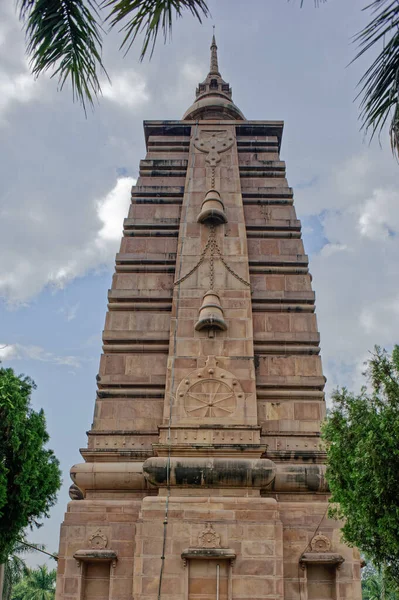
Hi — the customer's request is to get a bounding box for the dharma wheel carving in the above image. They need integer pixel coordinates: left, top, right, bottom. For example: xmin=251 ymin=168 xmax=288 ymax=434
xmin=184 ymin=378 xmax=236 ymax=418
xmin=198 ymin=523 xmax=221 ymax=549
xmin=310 ymin=534 xmax=331 ymax=553
xmin=177 ymin=356 xmax=244 ymax=421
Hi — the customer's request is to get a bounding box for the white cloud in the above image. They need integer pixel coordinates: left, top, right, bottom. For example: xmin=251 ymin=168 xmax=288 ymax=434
xmin=357 ymin=188 xmax=399 ymax=240
xmin=0 ymin=176 xmax=135 ymax=304
xmin=0 ymin=6 xmax=41 ymax=122
xmin=50 ymin=177 xmax=135 ymax=287
xmin=0 ymin=70 xmax=38 ymax=120
xmin=305 ymin=152 xmax=399 ymax=397
xmin=0 ymin=342 xmax=81 ymax=368
xmin=101 ymin=70 xmax=149 ymax=108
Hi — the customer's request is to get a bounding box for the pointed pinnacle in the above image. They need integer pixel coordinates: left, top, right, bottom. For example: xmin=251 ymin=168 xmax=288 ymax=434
xmin=209 ymin=32 xmax=220 ymax=75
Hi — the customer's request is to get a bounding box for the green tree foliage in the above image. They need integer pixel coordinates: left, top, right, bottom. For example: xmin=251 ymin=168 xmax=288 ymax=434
xmin=11 ymin=565 xmax=56 ymax=600
xmin=3 ymin=541 xmax=45 ymax=600
xmin=322 ymin=346 xmax=399 ymax=585
xmin=0 ymin=367 xmax=62 ymax=563
xmin=362 ymin=562 xmax=399 ymax=600
xmin=14 ymin=0 xmax=399 ymax=156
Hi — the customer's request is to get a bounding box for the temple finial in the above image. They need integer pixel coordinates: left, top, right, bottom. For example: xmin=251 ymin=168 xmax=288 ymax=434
xmin=210 ymin=29 xmax=220 ymax=76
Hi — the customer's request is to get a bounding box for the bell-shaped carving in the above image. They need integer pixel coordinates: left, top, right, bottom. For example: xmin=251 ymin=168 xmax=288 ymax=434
xmin=195 ymin=290 xmax=227 ymax=332
xmin=197 ymin=190 xmax=227 ymax=225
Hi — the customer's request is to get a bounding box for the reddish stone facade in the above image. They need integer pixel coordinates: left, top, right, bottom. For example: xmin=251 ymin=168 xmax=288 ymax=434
xmin=56 ymin=37 xmax=362 ymax=600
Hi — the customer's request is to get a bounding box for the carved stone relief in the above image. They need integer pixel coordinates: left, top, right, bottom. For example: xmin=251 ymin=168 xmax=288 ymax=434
xmin=194 ymin=130 xmax=234 ymax=166
xmin=89 ymin=529 xmax=108 ymax=550
xmin=310 ymin=534 xmax=331 ymax=553
xmin=198 ymin=523 xmax=221 ymax=549
xmin=176 ymin=356 xmax=245 ymax=422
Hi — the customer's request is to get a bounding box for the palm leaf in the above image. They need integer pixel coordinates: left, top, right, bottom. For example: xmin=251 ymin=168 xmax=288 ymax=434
xmin=17 ymin=0 xmax=108 ymax=111
xmin=102 ymin=0 xmax=210 ymax=60
xmin=353 ymin=0 xmax=399 ymax=158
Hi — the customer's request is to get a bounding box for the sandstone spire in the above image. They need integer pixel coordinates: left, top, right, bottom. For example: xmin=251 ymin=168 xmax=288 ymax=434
xmin=209 ymin=33 xmax=220 ymax=75
xmin=55 ymin=36 xmax=362 ymax=600
xmin=183 ymin=33 xmax=244 ymax=120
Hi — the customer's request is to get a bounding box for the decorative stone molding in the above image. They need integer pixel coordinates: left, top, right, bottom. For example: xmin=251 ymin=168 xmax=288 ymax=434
xmin=68 ymin=483 xmax=84 ymax=500
xmin=198 ymin=523 xmax=221 ymax=549
xmin=181 ymin=547 xmax=236 ymax=568
xmin=74 ymin=549 xmax=118 ymax=569
xmin=299 ymin=552 xmax=344 ymax=570
xmin=143 ymin=456 xmax=276 ymax=488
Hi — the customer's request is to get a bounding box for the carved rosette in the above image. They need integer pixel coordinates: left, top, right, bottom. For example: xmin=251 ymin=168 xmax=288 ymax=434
xmin=89 ymin=529 xmax=108 ymax=550
xmin=310 ymin=534 xmax=331 ymax=553
xmin=176 ymin=356 xmax=246 ymax=423
xmin=198 ymin=523 xmax=221 ymax=549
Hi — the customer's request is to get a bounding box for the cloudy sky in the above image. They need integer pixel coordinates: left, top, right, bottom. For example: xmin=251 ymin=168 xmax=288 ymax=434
xmin=1 ymin=0 xmax=398 ymax=565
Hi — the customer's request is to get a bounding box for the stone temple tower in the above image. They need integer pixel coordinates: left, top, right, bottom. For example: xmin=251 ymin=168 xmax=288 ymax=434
xmin=56 ymin=37 xmax=362 ymax=600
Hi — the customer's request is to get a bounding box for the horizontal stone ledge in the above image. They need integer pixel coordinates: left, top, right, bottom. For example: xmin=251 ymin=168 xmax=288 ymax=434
xmin=300 ymin=553 xmax=345 ymax=567
xmin=102 ymin=344 xmax=169 ymax=354
xmin=252 ymin=303 xmax=314 ymax=313
xmin=107 ymin=302 xmax=172 ymax=312
xmin=131 ymin=197 xmax=183 ymax=205
xmin=123 ymin=230 xmax=179 ymax=238
xmin=242 ymin=186 xmax=293 ymax=197
xmin=138 ymin=170 xmax=188 ymax=178
xmin=124 ymin=220 xmax=179 ymax=228
xmin=108 ymin=290 xmax=173 ymax=301
xmin=96 ymin=377 xmax=166 ymax=388
xmin=131 ymin=185 xmax=185 ymax=197
xmin=182 ymin=548 xmax=236 ymax=561
xmin=256 ymin=377 xmax=326 ymax=390
xmin=102 ymin=331 xmax=169 ymax=342
xmin=153 ymin=444 xmax=265 ymax=459
xmin=147 ymin=134 xmax=191 ymax=143
xmin=247 ymin=231 xmax=301 ymax=239
xmin=253 ymin=345 xmax=320 ymax=356
xmin=240 ymin=172 xmax=286 ymax=179
xmin=96 ymin=388 xmax=164 ymax=398
xmin=256 ymin=389 xmax=324 ymax=399
xmin=251 ymin=290 xmax=315 ymax=302
xmin=250 ymin=268 xmax=309 ymax=276
xmin=237 ymin=137 xmax=279 ymax=144
xmin=74 ymin=550 xmax=118 ymax=565
xmin=249 ymin=256 xmax=309 ymax=266
xmin=140 ymin=159 xmax=188 ymax=167
xmin=115 ymin=265 xmax=176 ymax=273
xmin=246 ymin=220 xmax=301 ymax=230
xmin=115 ymin=255 xmax=176 ymax=264
xmin=87 ymin=430 xmax=158 ymax=436
xmin=239 ymin=161 xmax=285 ymax=170
xmin=265 ymin=450 xmax=327 ymax=464
xmin=147 ymin=142 xmax=190 ymax=149
xmin=80 ymin=449 xmax=153 ymax=463
xmin=253 ymin=337 xmax=320 ymax=346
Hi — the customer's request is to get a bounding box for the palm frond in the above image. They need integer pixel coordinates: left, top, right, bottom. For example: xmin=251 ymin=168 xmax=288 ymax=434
xmin=17 ymin=0 xmax=108 ymax=111
xmin=102 ymin=0 xmax=210 ymax=60
xmin=353 ymin=0 xmax=399 ymax=158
